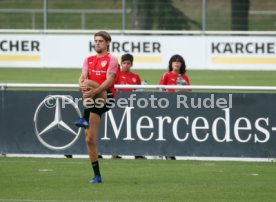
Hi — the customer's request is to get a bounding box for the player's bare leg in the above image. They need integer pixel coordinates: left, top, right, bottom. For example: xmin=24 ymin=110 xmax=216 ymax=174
xmin=84 ymin=113 xmax=103 ymax=184
xmin=75 ymin=79 xmax=104 ymax=128
xmin=75 ymin=79 xmax=107 ymax=129
xmin=82 ymin=79 xmax=107 ymax=104
xmin=82 ymin=80 xmax=108 ymax=184
xmin=85 ymin=114 xmax=101 ymax=163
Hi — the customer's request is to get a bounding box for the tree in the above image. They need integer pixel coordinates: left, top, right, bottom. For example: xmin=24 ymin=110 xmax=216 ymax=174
xmin=133 ymin=0 xmax=200 ymax=30
xmin=231 ymin=0 xmax=250 ymax=31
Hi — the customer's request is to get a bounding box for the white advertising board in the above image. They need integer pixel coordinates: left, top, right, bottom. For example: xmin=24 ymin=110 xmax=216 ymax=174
xmin=206 ymin=36 xmax=276 ymax=70
xmin=0 ymin=34 xmax=275 ymax=70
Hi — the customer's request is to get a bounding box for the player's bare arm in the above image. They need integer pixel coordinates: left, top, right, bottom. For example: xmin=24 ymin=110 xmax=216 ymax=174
xmin=79 ymin=73 xmax=87 ymax=85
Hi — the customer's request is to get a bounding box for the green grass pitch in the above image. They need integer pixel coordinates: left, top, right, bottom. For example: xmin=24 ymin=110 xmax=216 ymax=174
xmin=1 ymin=68 xmax=276 ymax=86
xmin=0 ymin=157 xmax=276 ymax=202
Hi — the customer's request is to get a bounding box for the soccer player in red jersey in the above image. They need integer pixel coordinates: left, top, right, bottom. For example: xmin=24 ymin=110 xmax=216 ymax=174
xmin=116 ymin=53 xmax=141 ymax=92
xmin=159 ymin=54 xmax=190 ymax=92
xmin=159 ymin=54 xmax=191 ymax=160
xmin=115 ymin=53 xmax=147 ymax=160
xmin=78 ymin=31 xmax=119 ymax=184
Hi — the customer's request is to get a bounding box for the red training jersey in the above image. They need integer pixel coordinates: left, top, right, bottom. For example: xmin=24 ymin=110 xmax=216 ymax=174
xmin=83 ymin=53 xmax=119 ymax=96
xmin=116 ymin=71 xmax=141 ymax=92
xmin=159 ymin=71 xmax=190 ymax=92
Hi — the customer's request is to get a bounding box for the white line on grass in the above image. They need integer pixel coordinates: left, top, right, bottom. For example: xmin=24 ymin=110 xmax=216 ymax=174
xmin=2 ymin=154 xmax=276 ymax=162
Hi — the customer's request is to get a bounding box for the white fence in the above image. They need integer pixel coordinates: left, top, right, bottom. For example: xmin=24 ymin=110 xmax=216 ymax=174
xmin=1 ymin=83 xmax=276 ymax=91
xmin=0 ymin=8 xmax=131 ymax=30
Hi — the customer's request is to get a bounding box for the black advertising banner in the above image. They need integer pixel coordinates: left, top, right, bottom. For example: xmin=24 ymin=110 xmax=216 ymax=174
xmin=0 ymin=90 xmax=276 ymax=157
xmin=0 ymin=91 xmax=87 ymax=155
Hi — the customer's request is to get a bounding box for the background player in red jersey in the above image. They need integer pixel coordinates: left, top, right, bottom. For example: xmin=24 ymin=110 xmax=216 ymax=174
xmin=159 ymin=54 xmax=191 ymax=160
xmin=79 ymin=31 xmax=119 ymax=184
xmin=116 ymin=53 xmax=146 ymax=159
xmin=116 ymin=53 xmax=141 ymax=91
xmin=159 ymin=54 xmax=190 ymax=93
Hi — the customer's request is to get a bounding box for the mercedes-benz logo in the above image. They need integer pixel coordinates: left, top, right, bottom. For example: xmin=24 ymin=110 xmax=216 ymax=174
xmin=33 ymin=95 xmax=82 ymax=150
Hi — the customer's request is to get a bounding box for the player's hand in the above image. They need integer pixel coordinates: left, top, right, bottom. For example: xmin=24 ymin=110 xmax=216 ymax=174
xmin=83 ymin=88 xmax=95 ymax=99
xmin=79 ymin=79 xmax=91 ymax=92
xmin=79 ymin=84 xmax=90 ymax=92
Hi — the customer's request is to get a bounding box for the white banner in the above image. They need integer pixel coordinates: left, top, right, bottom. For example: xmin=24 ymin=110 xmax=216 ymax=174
xmin=0 ymin=34 xmax=275 ymax=70
xmin=206 ymin=36 xmax=276 ymax=70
